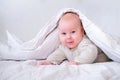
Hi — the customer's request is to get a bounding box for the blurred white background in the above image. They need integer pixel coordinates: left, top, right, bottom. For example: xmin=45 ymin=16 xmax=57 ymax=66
xmin=0 ymin=0 xmax=120 ymax=43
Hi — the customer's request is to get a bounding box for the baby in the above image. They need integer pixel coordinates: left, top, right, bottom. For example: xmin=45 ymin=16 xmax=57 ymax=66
xmin=38 ymin=12 xmax=98 ymax=65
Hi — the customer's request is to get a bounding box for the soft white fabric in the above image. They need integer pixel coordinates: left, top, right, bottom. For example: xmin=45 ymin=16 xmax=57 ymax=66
xmin=0 ymin=8 xmax=120 ymax=62
xmin=0 ymin=60 xmax=120 ymax=80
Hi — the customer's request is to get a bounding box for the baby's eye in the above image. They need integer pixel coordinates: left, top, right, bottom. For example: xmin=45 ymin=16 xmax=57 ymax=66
xmin=62 ymin=32 xmax=66 ymax=35
xmin=71 ymin=31 xmax=76 ymax=34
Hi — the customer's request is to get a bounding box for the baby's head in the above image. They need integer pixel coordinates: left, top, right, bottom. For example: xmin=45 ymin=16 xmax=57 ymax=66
xmin=58 ymin=12 xmax=85 ymax=49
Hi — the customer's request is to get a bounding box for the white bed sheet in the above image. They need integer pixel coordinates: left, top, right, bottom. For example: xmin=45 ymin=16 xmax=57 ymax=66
xmin=0 ymin=60 xmax=120 ymax=80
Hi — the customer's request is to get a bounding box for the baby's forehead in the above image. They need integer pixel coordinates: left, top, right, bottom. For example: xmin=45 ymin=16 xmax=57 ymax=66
xmin=57 ymin=12 xmax=83 ymax=29
xmin=58 ymin=12 xmax=82 ymax=27
xmin=60 ymin=12 xmax=80 ymax=21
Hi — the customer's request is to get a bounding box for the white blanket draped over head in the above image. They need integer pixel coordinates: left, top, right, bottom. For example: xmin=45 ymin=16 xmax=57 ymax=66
xmin=0 ymin=8 xmax=120 ymax=62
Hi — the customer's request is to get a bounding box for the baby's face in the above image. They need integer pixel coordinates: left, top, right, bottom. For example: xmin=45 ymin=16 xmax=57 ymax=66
xmin=58 ymin=13 xmax=84 ymax=49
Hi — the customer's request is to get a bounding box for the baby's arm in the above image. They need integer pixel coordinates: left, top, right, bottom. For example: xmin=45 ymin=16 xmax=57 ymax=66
xmin=47 ymin=48 xmax=66 ymax=65
xmin=74 ymin=44 xmax=98 ymax=64
xmin=67 ymin=61 xmax=80 ymax=65
xmin=38 ymin=47 xmax=66 ymax=65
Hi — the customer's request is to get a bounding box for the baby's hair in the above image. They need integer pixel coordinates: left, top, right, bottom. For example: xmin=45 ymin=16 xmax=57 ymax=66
xmin=57 ymin=11 xmax=86 ymax=34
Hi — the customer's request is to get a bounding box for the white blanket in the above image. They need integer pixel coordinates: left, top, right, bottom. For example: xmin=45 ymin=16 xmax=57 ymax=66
xmin=0 ymin=61 xmax=120 ymax=80
xmin=0 ymin=8 xmax=120 ymax=62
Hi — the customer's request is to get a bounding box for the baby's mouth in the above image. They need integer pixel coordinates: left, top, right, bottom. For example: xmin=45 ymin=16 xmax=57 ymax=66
xmin=67 ymin=41 xmax=74 ymax=44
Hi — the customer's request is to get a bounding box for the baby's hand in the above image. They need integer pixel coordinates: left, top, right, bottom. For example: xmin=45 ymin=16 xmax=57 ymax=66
xmin=67 ymin=61 xmax=80 ymax=65
xmin=37 ymin=61 xmax=53 ymax=65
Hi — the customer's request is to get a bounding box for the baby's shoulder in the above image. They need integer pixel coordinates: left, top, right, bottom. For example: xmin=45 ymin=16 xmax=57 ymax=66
xmin=78 ymin=35 xmax=97 ymax=49
xmin=81 ymin=35 xmax=93 ymax=44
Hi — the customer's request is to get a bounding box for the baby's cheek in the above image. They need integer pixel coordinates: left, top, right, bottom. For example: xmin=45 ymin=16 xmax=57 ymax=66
xmin=61 ymin=40 xmax=66 ymax=45
xmin=62 ymin=41 xmax=67 ymax=46
xmin=59 ymin=38 xmax=64 ymax=44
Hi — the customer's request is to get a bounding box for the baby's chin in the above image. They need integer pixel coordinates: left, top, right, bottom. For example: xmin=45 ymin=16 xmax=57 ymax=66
xmin=67 ymin=45 xmax=77 ymax=49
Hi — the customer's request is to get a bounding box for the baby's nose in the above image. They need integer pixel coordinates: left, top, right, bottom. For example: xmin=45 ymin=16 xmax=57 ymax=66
xmin=66 ymin=34 xmax=71 ymax=38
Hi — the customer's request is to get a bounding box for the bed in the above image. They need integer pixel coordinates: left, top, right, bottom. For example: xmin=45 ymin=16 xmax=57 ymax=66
xmin=0 ymin=60 xmax=120 ymax=80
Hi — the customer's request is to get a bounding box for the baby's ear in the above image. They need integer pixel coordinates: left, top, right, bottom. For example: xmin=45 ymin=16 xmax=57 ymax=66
xmin=81 ymin=28 xmax=85 ymax=36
